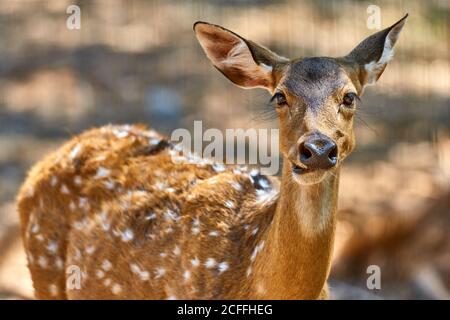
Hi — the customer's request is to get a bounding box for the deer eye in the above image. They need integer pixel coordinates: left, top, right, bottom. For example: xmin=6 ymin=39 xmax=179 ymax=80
xmin=272 ymin=92 xmax=287 ymax=106
xmin=342 ymin=92 xmax=357 ymax=107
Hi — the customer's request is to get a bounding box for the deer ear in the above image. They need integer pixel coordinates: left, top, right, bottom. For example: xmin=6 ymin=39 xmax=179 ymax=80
xmin=345 ymin=14 xmax=408 ymax=90
xmin=194 ymin=21 xmax=288 ymax=91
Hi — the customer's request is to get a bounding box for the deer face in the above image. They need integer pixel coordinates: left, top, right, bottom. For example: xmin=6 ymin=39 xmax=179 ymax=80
xmin=194 ymin=15 xmax=407 ymax=184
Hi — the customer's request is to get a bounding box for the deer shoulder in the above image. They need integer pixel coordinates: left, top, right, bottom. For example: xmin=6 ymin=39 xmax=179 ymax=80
xmin=17 ymin=124 xmax=278 ymax=299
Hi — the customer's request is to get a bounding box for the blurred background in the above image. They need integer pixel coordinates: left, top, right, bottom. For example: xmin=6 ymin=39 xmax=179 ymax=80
xmin=0 ymin=0 xmax=448 ymax=299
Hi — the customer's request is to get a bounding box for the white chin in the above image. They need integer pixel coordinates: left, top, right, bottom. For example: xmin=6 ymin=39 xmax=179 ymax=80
xmin=291 ymin=170 xmax=327 ymax=185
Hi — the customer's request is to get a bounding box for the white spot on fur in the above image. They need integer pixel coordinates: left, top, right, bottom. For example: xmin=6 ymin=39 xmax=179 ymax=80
xmin=60 ymin=184 xmax=70 ymax=194
xmin=145 ymin=213 xmax=156 ymax=220
xmin=50 ymin=176 xmax=58 ymax=187
xmin=212 ymin=163 xmax=226 ymax=172
xmin=209 ymin=231 xmax=219 ymax=237
xmin=191 ymin=217 xmax=201 ymax=235
xmin=164 ymin=209 xmax=179 ymax=221
xmin=166 ymin=295 xmax=177 ymax=300
xmin=191 ymin=226 xmax=200 ymax=235
xmin=173 ymin=245 xmax=181 ymax=256
xmin=160 ymin=252 xmax=167 ymax=258
xmin=251 ymin=227 xmax=259 ymax=236
xmin=183 ymin=270 xmax=191 ymax=281
xmin=155 ymin=182 xmax=167 ymax=190
xmin=85 ymin=245 xmax=95 ymax=255
xmin=258 ymin=178 xmax=271 ymax=189
xmin=38 ymin=256 xmax=48 ymax=269
xmin=31 ymin=223 xmax=40 ymax=234
xmin=101 ymin=221 xmax=110 ymax=231
xmin=230 ymin=181 xmax=242 ymax=191
xmin=250 ymin=168 xmax=260 ymax=177
xmin=155 ymin=267 xmax=166 ymax=279
xmin=104 ymin=180 xmax=115 ymax=189
xmin=47 ymin=242 xmax=58 ymax=254
xmin=79 ymin=197 xmax=88 ymax=208
xmin=165 ymin=227 xmax=174 ymax=234
xmin=121 ymin=229 xmax=134 ymax=242
xmin=149 ymin=137 xmax=160 ymax=145
xmin=137 ymin=270 xmax=150 ymax=281
xmin=113 ymin=129 xmax=129 ymax=139
xmin=193 ymin=217 xmax=200 ymax=226
xmin=255 ymin=188 xmax=278 ymax=206
xmin=101 ymin=259 xmax=112 ymax=271
xmin=103 ymin=278 xmax=112 ymax=287
xmin=74 ymin=176 xmax=82 ymax=186
xmin=225 ymin=200 xmax=235 ymax=209
xmin=36 ymin=234 xmax=44 ymax=242
xmin=130 ymin=263 xmax=140 ymax=273
xmin=55 ymin=257 xmax=63 ymax=270
xmin=191 ymin=257 xmax=200 ymax=267
xmin=206 ymin=176 xmax=220 ymax=185
xmin=205 ymin=258 xmax=216 ymax=269
xmin=130 ymin=263 xmax=149 ymax=281
xmin=246 ymin=267 xmax=252 ymax=277
xmin=250 ymin=240 xmax=265 ymax=262
xmin=258 ymin=240 xmax=265 ymax=251
xmin=69 ymin=201 xmax=76 ymax=211
xmin=70 ymin=144 xmax=82 ymax=159
xmin=139 ymin=271 xmax=150 ymax=281
xmin=94 ymin=155 xmax=106 ymax=162
xmin=218 ymin=261 xmax=229 ymax=273
xmin=96 ymin=270 xmax=105 ymax=279
xmin=94 ymin=167 xmax=110 ymax=179
xmin=112 ymin=283 xmax=122 ymax=294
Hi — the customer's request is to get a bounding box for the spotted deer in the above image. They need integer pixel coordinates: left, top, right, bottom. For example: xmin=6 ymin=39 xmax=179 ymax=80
xmin=17 ymin=15 xmax=407 ymax=299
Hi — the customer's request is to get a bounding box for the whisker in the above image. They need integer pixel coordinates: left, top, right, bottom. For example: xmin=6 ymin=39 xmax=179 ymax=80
xmin=252 ymin=100 xmax=278 ymax=123
xmin=355 ymin=114 xmax=381 ymax=137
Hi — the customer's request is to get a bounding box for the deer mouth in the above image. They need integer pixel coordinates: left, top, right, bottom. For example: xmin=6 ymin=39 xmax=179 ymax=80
xmin=291 ymin=162 xmax=331 ymax=185
xmin=292 ymin=164 xmax=310 ymax=174
xmin=292 ymin=162 xmax=330 ymax=185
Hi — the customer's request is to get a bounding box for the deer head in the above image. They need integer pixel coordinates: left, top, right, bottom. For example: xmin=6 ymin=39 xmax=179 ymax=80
xmin=194 ymin=15 xmax=407 ymax=185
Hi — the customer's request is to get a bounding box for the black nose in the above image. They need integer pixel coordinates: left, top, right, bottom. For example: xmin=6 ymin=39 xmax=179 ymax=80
xmin=299 ymin=136 xmax=338 ymax=170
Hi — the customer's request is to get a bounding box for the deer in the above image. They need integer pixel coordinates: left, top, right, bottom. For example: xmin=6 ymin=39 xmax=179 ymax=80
xmin=16 ymin=15 xmax=407 ymax=300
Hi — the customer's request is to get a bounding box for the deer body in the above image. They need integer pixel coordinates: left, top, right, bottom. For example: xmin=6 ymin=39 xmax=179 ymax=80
xmin=17 ymin=124 xmax=335 ymax=299
xmin=17 ymin=16 xmax=407 ymax=299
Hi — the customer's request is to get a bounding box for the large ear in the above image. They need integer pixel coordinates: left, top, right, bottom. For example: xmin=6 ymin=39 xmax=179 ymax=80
xmin=194 ymin=21 xmax=288 ymax=91
xmin=345 ymin=14 xmax=408 ymax=91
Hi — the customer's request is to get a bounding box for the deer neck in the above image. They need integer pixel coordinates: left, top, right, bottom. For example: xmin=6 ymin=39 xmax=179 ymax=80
xmin=253 ymin=160 xmax=340 ymax=299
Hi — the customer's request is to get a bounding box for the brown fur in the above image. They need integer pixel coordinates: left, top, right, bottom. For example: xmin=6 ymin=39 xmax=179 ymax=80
xmin=17 ymin=16 xmax=407 ymax=300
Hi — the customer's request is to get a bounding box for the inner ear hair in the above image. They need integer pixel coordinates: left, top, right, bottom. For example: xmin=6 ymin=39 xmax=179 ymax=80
xmin=194 ymin=21 xmax=288 ymax=91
